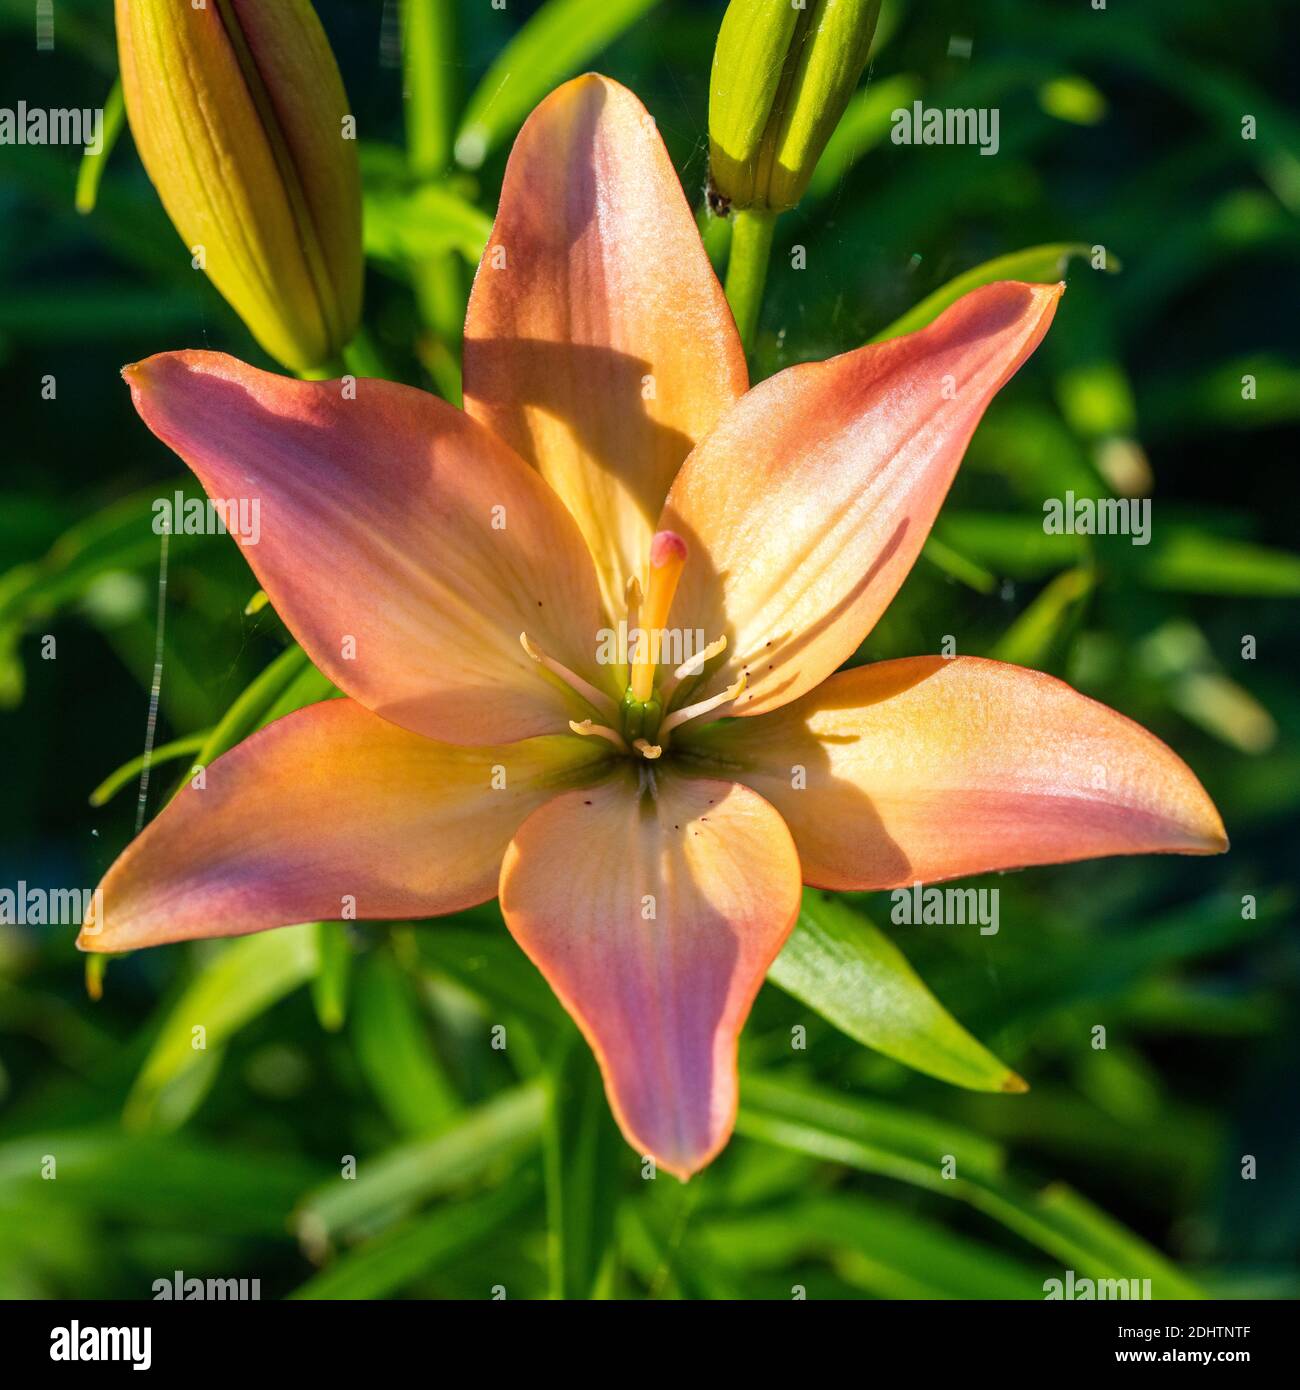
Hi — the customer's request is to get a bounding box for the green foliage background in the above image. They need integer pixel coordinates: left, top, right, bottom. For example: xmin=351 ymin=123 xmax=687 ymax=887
xmin=1 ymin=0 xmax=1297 ymax=1299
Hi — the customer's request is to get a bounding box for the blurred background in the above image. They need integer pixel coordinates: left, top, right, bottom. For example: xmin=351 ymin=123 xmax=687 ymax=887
xmin=0 ymin=0 xmax=1297 ymax=1299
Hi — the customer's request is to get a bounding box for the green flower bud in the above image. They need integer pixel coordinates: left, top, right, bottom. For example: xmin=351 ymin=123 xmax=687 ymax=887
xmin=116 ymin=0 xmax=362 ymax=375
xmin=709 ymin=0 xmax=882 ymax=213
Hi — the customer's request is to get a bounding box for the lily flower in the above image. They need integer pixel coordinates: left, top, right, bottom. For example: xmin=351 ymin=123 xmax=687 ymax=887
xmin=80 ymin=76 xmax=1226 ymax=1180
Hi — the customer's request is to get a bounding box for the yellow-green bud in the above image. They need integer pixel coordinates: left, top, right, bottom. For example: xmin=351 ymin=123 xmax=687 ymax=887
xmin=116 ymin=0 xmax=362 ymax=375
xmin=709 ymin=0 xmax=882 ymax=213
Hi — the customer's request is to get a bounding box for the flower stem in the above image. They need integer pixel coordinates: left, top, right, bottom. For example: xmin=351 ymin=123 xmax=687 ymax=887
xmin=724 ymin=208 xmax=777 ymax=354
xmin=402 ymin=0 xmax=457 ymax=174
xmin=402 ymin=0 xmax=465 ymax=404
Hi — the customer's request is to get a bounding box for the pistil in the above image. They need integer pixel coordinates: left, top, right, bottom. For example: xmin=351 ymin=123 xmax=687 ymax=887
xmin=629 ymin=530 xmax=687 ymax=703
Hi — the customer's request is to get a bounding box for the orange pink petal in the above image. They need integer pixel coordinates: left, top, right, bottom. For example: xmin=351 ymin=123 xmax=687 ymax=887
xmin=499 ymin=769 xmax=801 ymax=1179
xmin=463 ymin=73 xmax=748 ymax=617
xmin=78 ymin=698 xmax=609 ymax=952
xmin=124 ymin=350 xmax=615 ymax=745
xmin=685 ymin=656 xmax=1227 ymax=889
xmin=661 ymin=281 xmax=1063 ymax=718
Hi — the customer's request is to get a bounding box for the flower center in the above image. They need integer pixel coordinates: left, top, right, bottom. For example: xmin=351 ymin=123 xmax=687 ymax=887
xmin=521 ymin=530 xmax=744 ymax=760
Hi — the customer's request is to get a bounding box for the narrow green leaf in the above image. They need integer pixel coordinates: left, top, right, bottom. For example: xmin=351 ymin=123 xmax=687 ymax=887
xmin=0 ymin=1129 xmax=320 ymax=1236
xmin=1131 ymin=524 xmax=1300 ymax=597
xmin=967 ymin=1178 xmax=1203 ymax=1300
xmin=0 ymin=484 xmax=212 ymax=635
xmin=700 ymin=1194 xmax=1048 ymax=1299
xmin=88 ymin=732 xmax=207 ymax=806
xmin=545 ymin=1034 xmax=623 ymax=1298
xmin=770 ymin=894 xmax=1025 ymax=1093
xmin=75 ymin=79 xmax=125 ymax=215
xmin=363 ymin=184 xmax=493 ymax=265
xmin=290 ymin=1177 xmax=537 ymax=1299
xmin=416 ymin=919 xmax=566 ymax=1027
xmin=125 ymin=925 xmax=318 ymax=1130
xmin=350 ymin=950 xmax=460 ymax=1134
xmin=192 ymin=643 xmax=330 ymax=769
xmin=737 ymin=1073 xmax=1202 ymax=1297
xmin=310 ymin=921 xmax=353 ymax=1032
xmin=737 ymin=1072 xmax=1008 ymax=1189
xmin=872 ymin=243 xmax=1116 ymax=344
xmin=294 ymin=1083 xmax=545 ymax=1245
xmin=991 ymin=565 xmax=1096 ymax=668
xmin=933 ymin=511 xmax=1085 ymax=579
xmin=454 ymin=0 xmax=660 ymax=169
xmin=921 ymin=536 xmax=998 ymax=593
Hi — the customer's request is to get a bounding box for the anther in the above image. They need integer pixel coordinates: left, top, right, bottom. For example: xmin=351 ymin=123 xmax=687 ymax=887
xmin=659 ymin=672 xmax=748 ymax=736
xmin=632 ymin=738 xmax=663 ymax=760
xmin=659 ymin=633 xmax=728 ymax=704
xmin=568 ymin=719 xmax=630 ymax=753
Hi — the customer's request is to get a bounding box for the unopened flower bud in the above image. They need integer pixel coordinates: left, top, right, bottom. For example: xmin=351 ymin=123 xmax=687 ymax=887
xmin=709 ymin=0 xmax=882 ymax=213
xmin=116 ymin=0 xmax=362 ymax=374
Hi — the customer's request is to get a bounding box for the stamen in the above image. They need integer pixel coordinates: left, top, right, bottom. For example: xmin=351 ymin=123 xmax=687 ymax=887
xmin=632 ymin=737 xmax=662 ymax=760
xmin=659 ymin=633 xmax=728 ymax=704
xmin=521 ymin=632 xmax=618 ymax=720
xmin=659 ymin=673 xmax=748 ymax=736
xmin=630 ymin=530 xmax=688 ymax=703
xmin=673 ymin=633 xmax=727 ymax=682
xmin=568 ymin=719 xmax=630 ymax=753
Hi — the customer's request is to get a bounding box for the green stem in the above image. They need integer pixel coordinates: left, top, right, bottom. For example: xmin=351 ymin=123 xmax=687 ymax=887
xmin=724 ymin=208 xmax=777 ymax=354
xmin=402 ymin=0 xmax=465 ymax=403
xmin=402 ymin=0 xmax=457 ymax=174
xmin=413 ymin=257 xmax=465 ymax=405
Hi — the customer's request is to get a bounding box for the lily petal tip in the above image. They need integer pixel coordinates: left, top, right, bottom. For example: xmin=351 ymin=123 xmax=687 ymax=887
xmin=1178 ymin=780 xmax=1229 ymax=856
xmin=1197 ymin=816 xmax=1230 ymax=857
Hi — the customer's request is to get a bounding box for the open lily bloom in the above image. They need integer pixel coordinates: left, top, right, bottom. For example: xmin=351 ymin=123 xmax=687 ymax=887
xmin=80 ymin=75 xmax=1226 ymax=1180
